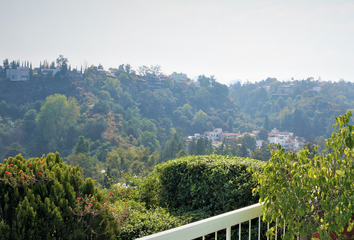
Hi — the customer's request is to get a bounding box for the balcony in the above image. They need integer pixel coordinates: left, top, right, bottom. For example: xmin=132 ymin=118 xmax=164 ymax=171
xmin=136 ymin=203 xmax=286 ymax=240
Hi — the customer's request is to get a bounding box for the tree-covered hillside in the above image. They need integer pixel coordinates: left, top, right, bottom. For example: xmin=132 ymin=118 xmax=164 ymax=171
xmin=2 ymin=57 xmax=353 ymax=183
xmin=229 ymin=78 xmax=353 ymax=140
xmin=0 ymin=57 xmax=240 ymax=183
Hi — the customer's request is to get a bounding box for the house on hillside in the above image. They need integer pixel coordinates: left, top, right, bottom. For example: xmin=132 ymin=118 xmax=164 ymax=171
xmin=219 ymin=132 xmax=240 ymax=143
xmin=169 ymin=72 xmax=188 ymax=83
xmin=277 ymin=84 xmax=294 ymax=94
xmin=41 ymin=66 xmax=61 ymax=76
xmin=204 ymin=128 xmax=222 ymax=142
xmin=268 ymin=128 xmax=307 ymax=151
xmin=137 ymin=74 xmax=165 ymax=91
xmin=313 ymin=82 xmax=328 ymax=93
xmin=6 ymin=67 xmax=30 ymax=81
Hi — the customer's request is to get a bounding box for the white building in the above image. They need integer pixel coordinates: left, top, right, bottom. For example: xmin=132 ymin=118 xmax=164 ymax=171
xmin=170 ymin=72 xmax=188 ymax=83
xmin=42 ymin=67 xmax=61 ymax=76
xmin=6 ymin=67 xmax=30 ymax=81
xmin=268 ymin=128 xmax=305 ymax=152
xmin=204 ymin=128 xmax=222 ymax=142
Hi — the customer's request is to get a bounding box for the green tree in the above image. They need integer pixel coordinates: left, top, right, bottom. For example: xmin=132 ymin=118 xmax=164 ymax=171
xmin=138 ymin=131 xmax=160 ymax=153
xmin=163 ymin=130 xmax=185 ymax=161
xmin=292 ymin=108 xmax=304 ymax=137
xmin=243 ymin=133 xmax=256 ymax=152
xmin=256 ymin=111 xmax=354 ymax=240
xmin=261 ymin=142 xmax=271 ymax=161
xmin=239 ymin=138 xmax=248 ymax=158
xmin=263 ymin=115 xmax=270 ymax=131
xmin=36 ymin=94 xmax=80 ymax=151
xmin=22 ymin=109 xmax=37 ymax=133
xmin=227 ymin=116 xmax=234 ymax=132
xmin=0 ymin=153 xmax=117 ymax=239
xmin=3 ymin=142 xmax=26 ymax=159
xmin=74 ymin=136 xmax=90 ymax=154
xmin=258 ymin=129 xmax=268 ymax=141
xmin=251 ymin=149 xmax=263 ymax=161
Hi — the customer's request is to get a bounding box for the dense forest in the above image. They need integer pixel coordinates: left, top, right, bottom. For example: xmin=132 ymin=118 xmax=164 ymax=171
xmin=0 ymin=56 xmax=352 ymax=184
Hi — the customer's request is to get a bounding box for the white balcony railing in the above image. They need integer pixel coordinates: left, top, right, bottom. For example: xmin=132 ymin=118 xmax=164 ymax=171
xmin=136 ymin=203 xmax=277 ymax=240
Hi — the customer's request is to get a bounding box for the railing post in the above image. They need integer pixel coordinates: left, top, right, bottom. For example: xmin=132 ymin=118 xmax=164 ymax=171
xmin=258 ymin=216 xmax=261 ymax=240
xmin=249 ymin=220 xmax=251 ymax=240
xmin=226 ymin=226 xmax=231 ymax=240
xmin=275 ymin=218 xmax=278 ymax=240
xmin=239 ymin=223 xmax=241 ymax=240
xmin=267 ymin=222 xmax=269 ymax=240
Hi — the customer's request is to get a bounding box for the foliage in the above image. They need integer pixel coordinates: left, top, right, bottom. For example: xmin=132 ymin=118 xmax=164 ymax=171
xmin=255 ymin=111 xmax=354 ymax=239
xmin=0 ymin=153 xmax=118 ymax=240
xmin=117 ymin=207 xmax=189 ymax=239
xmin=36 ymin=94 xmax=80 ymax=153
xmin=156 ymin=155 xmax=263 ymax=214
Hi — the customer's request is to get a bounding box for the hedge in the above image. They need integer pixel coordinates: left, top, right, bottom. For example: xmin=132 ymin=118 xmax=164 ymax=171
xmin=155 ymin=154 xmax=264 ymax=215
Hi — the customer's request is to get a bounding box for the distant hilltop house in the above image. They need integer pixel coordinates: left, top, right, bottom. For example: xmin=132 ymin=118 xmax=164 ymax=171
xmin=277 ymin=84 xmax=294 ymax=94
xmin=137 ymin=74 xmax=168 ymax=91
xmin=312 ymin=82 xmax=330 ymax=93
xmin=6 ymin=67 xmax=30 ymax=81
xmin=169 ymin=72 xmax=188 ymax=83
xmin=96 ymin=68 xmax=117 ymax=79
xmin=268 ymin=128 xmax=307 ymax=152
xmin=169 ymin=72 xmax=200 ymax=90
xmin=190 ymin=128 xmax=258 ymax=144
xmin=188 ymin=127 xmax=307 ymax=152
xmin=41 ymin=66 xmax=61 ymax=76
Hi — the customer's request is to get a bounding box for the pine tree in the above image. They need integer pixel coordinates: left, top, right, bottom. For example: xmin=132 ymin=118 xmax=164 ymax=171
xmin=75 ymin=136 xmax=90 ymax=154
xmin=0 ymin=153 xmax=118 ymax=239
xmin=263 ymin=115 xmax=270 ymax=130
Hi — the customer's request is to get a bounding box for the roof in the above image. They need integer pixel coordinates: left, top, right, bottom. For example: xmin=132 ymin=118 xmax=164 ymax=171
xmin=222 ymin=133 xmax=239 ymax=136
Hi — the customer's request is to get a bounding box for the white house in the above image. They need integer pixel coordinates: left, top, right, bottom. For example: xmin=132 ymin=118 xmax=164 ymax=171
xmin=169 ymin=72 xmax=188 ymax=83
xmin=268 ymin=128 xmax=306 ymax=151
xmin=42 ymin=67 xmax=61 ymax=76
xmin=6 ymin=67 xmax=30 ymax=81
xmin=204 ymin=128 xmax=222 ymax=142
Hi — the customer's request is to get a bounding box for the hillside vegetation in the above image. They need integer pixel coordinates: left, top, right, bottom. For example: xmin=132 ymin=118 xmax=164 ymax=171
xmin=0 ymin=154 xmax=262 ymax=240
xmin=1 ymin=57 xmax=353 ymax=183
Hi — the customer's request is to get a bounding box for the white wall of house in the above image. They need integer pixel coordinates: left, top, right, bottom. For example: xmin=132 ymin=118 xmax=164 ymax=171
xmin=42 ymin=67 xmax=61 ymax=76
xmin=204 ymin=128 xmax=222 ymax=142
xmin=6 ymin=67 xmax=30 ymax=81
xmin=170 ymin=72 xmax=187 ymax=83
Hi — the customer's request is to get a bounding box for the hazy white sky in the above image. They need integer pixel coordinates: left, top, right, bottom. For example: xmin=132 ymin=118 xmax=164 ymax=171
xmin=1 ymin=0 xmax=354 ymax=84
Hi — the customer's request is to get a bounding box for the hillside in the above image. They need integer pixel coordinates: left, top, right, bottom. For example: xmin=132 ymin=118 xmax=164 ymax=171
xmin=1 ymin=57 xmax=353 ymax=183
xmin=0 ymin=58 xmax=240 ymax=183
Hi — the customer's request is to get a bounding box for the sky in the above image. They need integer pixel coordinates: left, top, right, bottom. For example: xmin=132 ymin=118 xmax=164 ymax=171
xmin=1 ymin=0 xmax=354 ymax=84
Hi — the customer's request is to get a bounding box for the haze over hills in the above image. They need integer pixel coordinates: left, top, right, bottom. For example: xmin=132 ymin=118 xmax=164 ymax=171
xmin=2 ymin=1 xmax=354 ymax=84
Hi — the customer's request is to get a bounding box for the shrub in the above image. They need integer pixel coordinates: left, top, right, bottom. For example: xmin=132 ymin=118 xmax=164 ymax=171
xmin=0 ymin=153 xmax=118 ymax=240
xmin=255 ymin=111 xmax=354 ymax=239
xmin=156 ymin=154 xmax=264 ymax=215
xmin=117 ymin=207 xmax=189 ymax=240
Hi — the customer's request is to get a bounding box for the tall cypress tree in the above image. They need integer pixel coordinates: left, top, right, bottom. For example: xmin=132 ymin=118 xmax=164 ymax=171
xmin=263 ymin=115 xmax=270 ymax=131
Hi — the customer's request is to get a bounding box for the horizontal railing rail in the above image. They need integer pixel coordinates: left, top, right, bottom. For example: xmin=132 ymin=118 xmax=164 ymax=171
xmin=136 ymin=203 xmax=264 ymax=240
